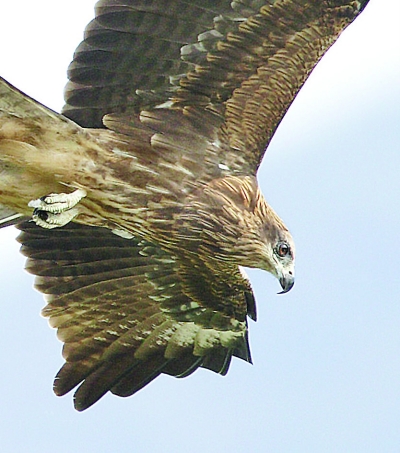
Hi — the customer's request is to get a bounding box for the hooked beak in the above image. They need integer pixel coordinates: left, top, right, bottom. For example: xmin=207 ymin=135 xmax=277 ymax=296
xmin=278 ymin=273 xmax=295 ymax=294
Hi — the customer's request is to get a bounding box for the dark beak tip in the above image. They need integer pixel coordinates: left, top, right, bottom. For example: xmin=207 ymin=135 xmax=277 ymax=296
xmin=278 ymin=275 xmax=295 ymax=294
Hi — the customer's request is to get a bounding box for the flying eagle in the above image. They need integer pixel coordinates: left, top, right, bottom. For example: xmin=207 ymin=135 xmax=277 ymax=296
xmin=0 ymin=0 xmax=369 ymax=411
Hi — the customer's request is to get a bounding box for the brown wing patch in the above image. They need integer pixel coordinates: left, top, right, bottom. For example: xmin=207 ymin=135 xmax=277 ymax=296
xmin=62 ymin=0 xmax=369 ymax=177
xmin=175 ymin=0 xmax=368 ymax=170
xmin=17 ymin=222 xmax=253 ymax=410
xmin=62 ymin=0 xmax=235 ymax=127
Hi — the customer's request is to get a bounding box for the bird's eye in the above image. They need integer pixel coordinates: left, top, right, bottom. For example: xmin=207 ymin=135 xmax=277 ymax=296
xmin=276 ymin=243 xmax=290 ymax=258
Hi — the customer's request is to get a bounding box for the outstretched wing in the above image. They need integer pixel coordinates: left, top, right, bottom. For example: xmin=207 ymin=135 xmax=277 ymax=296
xmin=1 ymin=0 xmax=369 ymax=411
xmin=17 ymin=222 xmax=255 ymax=411
xmin=62 ymin=0 xmax=234 ymax=127
xmin=63 ymin=0 xmax=369 ymax=173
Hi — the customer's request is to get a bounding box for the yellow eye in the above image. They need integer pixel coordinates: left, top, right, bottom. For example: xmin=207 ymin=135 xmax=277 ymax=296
xmin=277 ymin=243 xmax=290 ymax=258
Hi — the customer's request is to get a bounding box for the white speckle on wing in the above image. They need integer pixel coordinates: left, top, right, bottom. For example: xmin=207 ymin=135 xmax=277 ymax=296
xmin=106 ymin=330 xmax=119 ymax=336
xmin=148 ymin=294 xmax=173 ymax=302
xmin=154 ymin=100 xmax=174 ymax=109
xmin=112 ymin=228 xmax=134 ymax=239
xmin=169 ymin=323 xmax=199 ymax=348
xmin=218 ymin=163 xmax=230 ymax=171
xmin=146 ymin=184 xmax=172 ymax=195
xmin=112 ymin=147 xmax=137 ymax=159
xmin=179 ymin=301 xmax=200 ymax=311
xmin=159 ymin=161 xmax=194 ymax=177
xmin=219 ymin=330 xmax=243 ymax=348
xmin=194 ymin=329 xmax=220 ymax=355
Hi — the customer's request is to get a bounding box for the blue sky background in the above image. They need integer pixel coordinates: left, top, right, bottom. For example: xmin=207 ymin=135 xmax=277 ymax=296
xmin=0 ymin=1 xmax=399 ymax=452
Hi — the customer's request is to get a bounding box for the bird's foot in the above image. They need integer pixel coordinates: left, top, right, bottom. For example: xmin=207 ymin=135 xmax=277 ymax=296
xmin=28 ymin=188 xmax=87 ymax=229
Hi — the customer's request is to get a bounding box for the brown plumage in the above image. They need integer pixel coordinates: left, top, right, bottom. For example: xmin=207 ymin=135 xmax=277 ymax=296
xmin=0 ymin=0 xmax=368 ymax=410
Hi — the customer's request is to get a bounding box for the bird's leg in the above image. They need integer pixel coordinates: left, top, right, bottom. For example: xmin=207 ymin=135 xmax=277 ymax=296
xmin=28 ymin=188 xmax=87 ymax=229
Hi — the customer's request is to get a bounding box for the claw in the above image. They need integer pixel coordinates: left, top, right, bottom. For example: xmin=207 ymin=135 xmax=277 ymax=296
xmin=28 ymin=189 xmax=87 ymax=212
xmin=29 ymin=188 xmax=86 ymax=229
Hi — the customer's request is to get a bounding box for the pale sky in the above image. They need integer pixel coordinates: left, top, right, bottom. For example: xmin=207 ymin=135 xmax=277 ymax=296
xmin=0 ymin=1 xmax=400 ymax=452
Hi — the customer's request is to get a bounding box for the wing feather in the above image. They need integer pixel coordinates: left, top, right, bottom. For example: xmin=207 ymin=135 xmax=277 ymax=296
xmin=17 ymin=222 xmax=254 ymax=410
xmin=63 ymin=0 xmax=234 ymax=127
xmin=1 ymin=0 xmax=370 ymax=411
xmin=62 ymin=0 xmax=369 ymax=175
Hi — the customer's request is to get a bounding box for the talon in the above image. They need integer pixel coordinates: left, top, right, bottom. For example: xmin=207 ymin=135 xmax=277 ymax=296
xmin=34 ymin=209 xmax=49 ymax=221
xmin=29 ymin=189 xmax=87 ymax=212
xmin=29 ymin=189 xmax=86 ymax=229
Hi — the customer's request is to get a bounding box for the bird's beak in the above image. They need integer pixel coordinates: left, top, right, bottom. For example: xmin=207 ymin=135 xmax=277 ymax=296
xmin=278 ymin=273 xmax=295 ymax=294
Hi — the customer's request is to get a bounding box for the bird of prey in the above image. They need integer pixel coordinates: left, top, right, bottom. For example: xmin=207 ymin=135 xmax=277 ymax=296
xmin=0 ymin=0 xmax=369 ymax=411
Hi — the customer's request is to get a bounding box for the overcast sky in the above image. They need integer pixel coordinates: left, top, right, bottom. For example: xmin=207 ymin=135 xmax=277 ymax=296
xmin=0 ymin=1 xmax=399 ymax=452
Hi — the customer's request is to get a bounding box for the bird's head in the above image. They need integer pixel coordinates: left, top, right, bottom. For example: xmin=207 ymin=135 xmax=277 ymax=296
xmin=248 ymin=186 xmax=295 ymax=294
xmin=259 ymin=221 xmax=295 ymax=294
xmin=199 ymin=175 xmax=295 ymax=294
xmin=235 ymin=206 xmax=295 ymax=294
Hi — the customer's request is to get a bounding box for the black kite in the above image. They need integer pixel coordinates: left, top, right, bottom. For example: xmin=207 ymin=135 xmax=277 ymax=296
xmin=0 ymin=0 xmax=368 ymax=410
